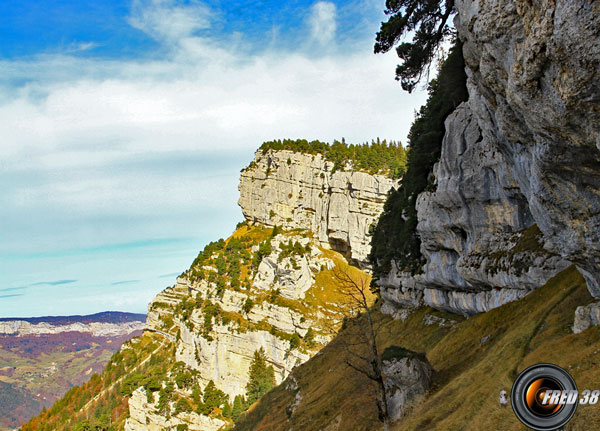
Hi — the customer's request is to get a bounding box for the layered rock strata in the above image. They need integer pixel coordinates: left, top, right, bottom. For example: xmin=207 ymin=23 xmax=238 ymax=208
xmin=0 ymin=320 xmax=144 ymax=337
xmin=238 ymin=149 xmax=398 ymax=265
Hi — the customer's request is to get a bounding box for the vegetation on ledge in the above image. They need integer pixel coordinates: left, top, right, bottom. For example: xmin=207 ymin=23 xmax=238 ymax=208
xmin=257 ymin=138 xmax=408 ymax=178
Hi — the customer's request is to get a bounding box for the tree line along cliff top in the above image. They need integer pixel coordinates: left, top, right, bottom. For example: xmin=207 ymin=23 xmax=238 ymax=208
xmin=255 ymin=138 xmax=408 ymax=178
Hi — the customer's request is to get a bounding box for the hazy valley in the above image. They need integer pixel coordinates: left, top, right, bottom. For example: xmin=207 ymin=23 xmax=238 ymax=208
xmin=0 ymin=312 xmax=144 ymax=430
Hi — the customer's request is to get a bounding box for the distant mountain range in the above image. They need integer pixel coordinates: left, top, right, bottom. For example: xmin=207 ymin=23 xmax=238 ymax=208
xmin=0 ymin=310 xmax=146 ymax=325
xmin=0 ymin=311 xmax=145 ymax=430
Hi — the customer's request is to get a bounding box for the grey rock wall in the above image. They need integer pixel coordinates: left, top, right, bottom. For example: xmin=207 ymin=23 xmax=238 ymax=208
xmin=379 ymin=0 xmax=599 ymax=316
xmin=456 ymin=0 xmax=600 ymax=296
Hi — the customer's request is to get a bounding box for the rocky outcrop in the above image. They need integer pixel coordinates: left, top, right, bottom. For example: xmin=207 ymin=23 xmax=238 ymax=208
xmin=252 ymin=234 xmax=335 ymax=300
xmin=379 ymin=0 xmax=599 ymax=316
xmin=382 ymin=349 xmax=433 ymax=422
xmin=135 ymin=229 xmax=347 ymax=430
xmin=573 ymin=302 xmax=600 ymax=334
xmin=125 ymin=387 xmax=226 ymax=431
xmin=238 ymin=150 xmax=398 ymax=265
xmin=0 ymin=320 xmax=144 ymax=337
xmin=380 ymin=103 xmax=569 ymax=315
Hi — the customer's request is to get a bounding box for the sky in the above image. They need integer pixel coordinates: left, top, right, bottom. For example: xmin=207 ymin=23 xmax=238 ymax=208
xmin=0 ymin=0 xmax=428 ymax=317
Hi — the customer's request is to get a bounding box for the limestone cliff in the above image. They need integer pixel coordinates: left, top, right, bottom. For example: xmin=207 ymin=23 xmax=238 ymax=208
xmin=125 ymin=226 xmax=356 ymax=430
xmin=378 ymin=0 xmax=599 ymax=316
xmin=120 ymin=144 xmax=398 ymax=431
xmin=238 ymin=149 xmax=398 ymax=266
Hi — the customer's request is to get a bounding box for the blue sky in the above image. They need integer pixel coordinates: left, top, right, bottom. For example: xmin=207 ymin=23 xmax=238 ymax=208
xmin=0 ymin=0 xmax=428 ymax=317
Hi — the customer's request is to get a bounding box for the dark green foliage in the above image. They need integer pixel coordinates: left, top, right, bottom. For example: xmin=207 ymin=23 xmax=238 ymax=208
xmin=370 ymin=41 xmax=467 ymax=280
xmin=174 ymin=397 xmax=192 ymax=414
xmin=189 ymin=234 xmax=258 ymax=285
xmin=192 ymin=384 xmax=203 ymax=405
xmin=119 ymin=364 xmax=166 ymax=398
xmin=157 ymin=382 xmax=175 ymax=417
xmin=381 ymin=345 xmax=427 ymax=362
xmin=202 ymin=380 xmax=229 ymax=410
xmin=242 ymin=297 xmax=254 ymax=314
xmin=246 ymin=348 xmax=275 ymax=405
xmin=71 ymin=416 xmax=116 ymax=431
xmin=375 ymin=0 xmax=456 ymax=92
xmin=258 ymin=138 xmax=407 ymax=178
xmin=277 ymin=239 xmax=310 ymax=263
xmin=232 ymin=395 xmax=247 ymax=421
xmin=304 ymin=327 xmax=316 ymax=347
xmin=202 ymin=300 xmax=222 ymax=340
xmin=222 ymin=402 xmax=232 ymax=418
xmin=215 ymin=255 xmax=227 ymax=274
xmin=289 ymin=332 xmax=301 ymax=350
xmin=257 ymin=240 xmax=272 ymax=261
xmin=174 ymin=369 xmax=194 ymax=389
xmin=177 ymin=425 xmax=189 ymax=431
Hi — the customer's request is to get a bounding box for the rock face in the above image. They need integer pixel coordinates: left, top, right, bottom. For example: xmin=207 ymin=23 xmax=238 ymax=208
xmin=379 ymin=0 xmax=599 ymax=316
xmin=133 ymin=228 xmax=347 ymax=430
xmin=125 ymin=387 xmax=226 ymax=431
xmin=238 ymin=149 xmax=398 ymax=266
xmin=382 ymin=351 xmax=433 ymax=422
xmin=456 ymin=0 xmax=600 ymax=296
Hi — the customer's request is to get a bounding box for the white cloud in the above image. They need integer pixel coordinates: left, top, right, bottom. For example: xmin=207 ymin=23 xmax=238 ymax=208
xmin=128 ymin=0 xmax=213 ymax=42
xmin=308 ymin=2 xmax=337 ymax=46
xmin=0 ymin=0 xmax=434 ymax=316
xmin=0 ymin=0 xmax=427 ymax=262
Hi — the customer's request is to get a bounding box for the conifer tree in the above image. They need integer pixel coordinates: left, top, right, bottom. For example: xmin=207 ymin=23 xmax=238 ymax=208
xmin=232 ymin=395 xmax=246 ymax=420
xmin=245 ymin=348 xmax=275 ymax=405
xmin=375 ymin=0 xmax=456 ymax=92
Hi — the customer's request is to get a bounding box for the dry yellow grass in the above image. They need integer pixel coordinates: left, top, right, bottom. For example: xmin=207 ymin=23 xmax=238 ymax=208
xmin=235 ymin=266 xmax=600 ymax=431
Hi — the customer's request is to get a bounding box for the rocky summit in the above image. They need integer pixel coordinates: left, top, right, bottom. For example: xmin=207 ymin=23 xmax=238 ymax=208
xmin=238 ymin=149 xmax=398 ymax=266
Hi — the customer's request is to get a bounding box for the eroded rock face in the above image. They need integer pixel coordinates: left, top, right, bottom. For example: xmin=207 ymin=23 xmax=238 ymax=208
xmin=379 ymin=0 xmax=599 ymax=316
xmin=124 ymin=387 xmax=226 ymax=431
xmin=238 ymin=150 xmax=398 ymax=266
xmin=136 ymin=231 xmax=344 ymax=430
xmin=383 ymin=353 xmax=433 ymax=422
xmin=413 ymin=103 xmax=568 ymax=315
xmin=252 ymin=234 xmax=335 ymax=300
xmin=456 ymin=0 xmax=600 ymax=296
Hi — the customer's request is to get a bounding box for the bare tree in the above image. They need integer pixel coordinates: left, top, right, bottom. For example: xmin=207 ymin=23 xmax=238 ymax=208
xmin=331 ymin=264 xmax=391 ymax=431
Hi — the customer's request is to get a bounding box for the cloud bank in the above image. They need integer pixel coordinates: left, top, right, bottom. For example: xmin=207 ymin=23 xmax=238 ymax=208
xmin=0 ymin=0 xmax=428 ymax=316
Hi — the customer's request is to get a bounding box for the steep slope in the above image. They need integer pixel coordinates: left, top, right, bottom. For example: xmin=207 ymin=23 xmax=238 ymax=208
xmin=126 ymin=224 xmax=361 ymax=431
xmin=22 ymin=144 xmax=393 ymax=431
xmin=235 ymin=266 xmax=600 ymax=431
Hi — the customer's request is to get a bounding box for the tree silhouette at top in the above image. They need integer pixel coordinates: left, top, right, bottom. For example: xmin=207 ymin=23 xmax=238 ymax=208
xmin=374 ymin=0 xmax=456 ymax=92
